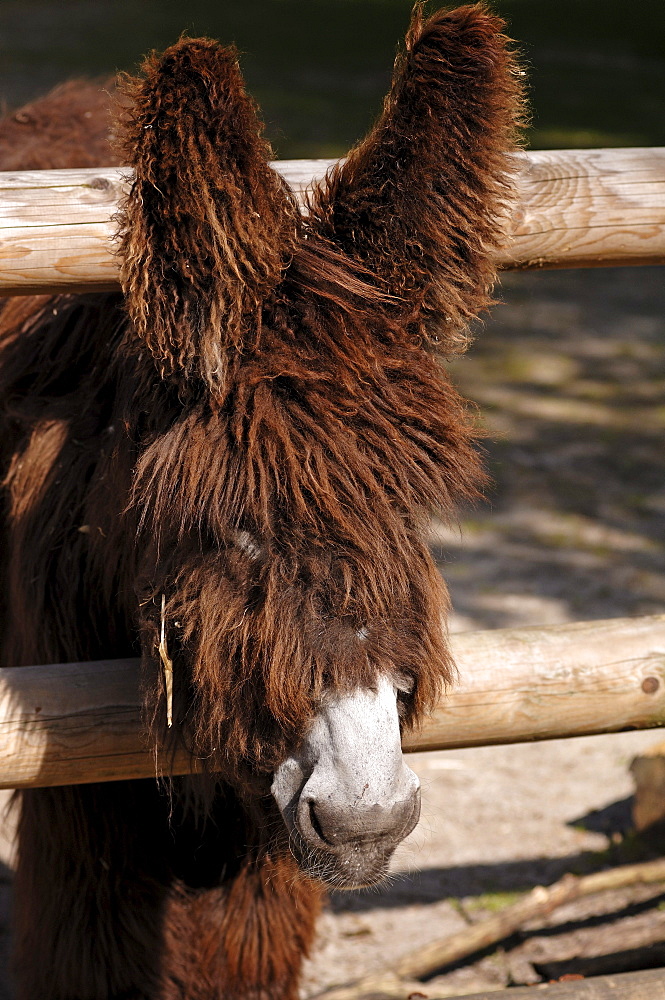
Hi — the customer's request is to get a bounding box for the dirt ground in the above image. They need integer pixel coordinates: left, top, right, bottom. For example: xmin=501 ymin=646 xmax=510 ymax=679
xmin=0 ymin=265 xmax=663 ymax=997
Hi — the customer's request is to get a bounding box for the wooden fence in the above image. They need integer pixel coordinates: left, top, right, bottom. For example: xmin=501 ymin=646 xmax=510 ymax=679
xmin=1 ymin=148 xmax=664 ymax=295
xmin=1 ymin=148 xmax=665 ymax=1000
xmin=1 ymin=615 xmax=664 ymax=790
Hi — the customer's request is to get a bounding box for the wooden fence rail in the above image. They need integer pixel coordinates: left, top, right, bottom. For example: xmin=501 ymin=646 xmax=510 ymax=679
xmin=430 ymin=968 xmax=665 ymax=1000
xmin=1 ymin=614 xmax=663 ymax=790
xmin=0 ymin=147 xmax=664 ymax=295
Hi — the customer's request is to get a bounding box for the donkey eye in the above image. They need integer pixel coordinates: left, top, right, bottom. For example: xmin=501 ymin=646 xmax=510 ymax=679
xmin=393 ymin=673 xmax=415 ymax=696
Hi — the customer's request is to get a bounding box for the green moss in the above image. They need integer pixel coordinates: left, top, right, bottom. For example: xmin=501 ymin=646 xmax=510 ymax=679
xmin=464 ymin=891 xmax=526 ymax=914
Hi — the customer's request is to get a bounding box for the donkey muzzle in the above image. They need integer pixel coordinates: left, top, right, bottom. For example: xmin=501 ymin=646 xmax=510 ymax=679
xmin=271 ymin=676 xmax=420 ymax=887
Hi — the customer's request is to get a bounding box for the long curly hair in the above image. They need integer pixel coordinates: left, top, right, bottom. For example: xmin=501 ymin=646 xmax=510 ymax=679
xmin=0 ymin=4 xmax=524 ymax=785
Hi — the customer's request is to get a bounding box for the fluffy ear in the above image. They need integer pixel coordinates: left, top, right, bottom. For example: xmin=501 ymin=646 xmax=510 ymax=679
xmin=115 ymin=38 xmax=299 ymax=392
xmin=307 ymin=4 xmax=525 ymax=354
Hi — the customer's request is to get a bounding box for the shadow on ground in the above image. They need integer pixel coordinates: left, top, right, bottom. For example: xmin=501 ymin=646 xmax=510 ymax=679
xmin=329 ymin=799 xmax=651 ymax=914
xmin=434 ymin=266 xmax=665 ymax=632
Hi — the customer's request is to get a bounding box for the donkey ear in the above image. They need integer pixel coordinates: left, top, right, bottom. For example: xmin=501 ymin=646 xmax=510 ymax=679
xmin=115 ymin=38 xmax=298 ymax=393
xmin=307 ymin=4 xmax=525 ymax=354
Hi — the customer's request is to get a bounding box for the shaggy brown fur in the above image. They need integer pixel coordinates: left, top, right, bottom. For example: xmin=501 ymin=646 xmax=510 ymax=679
xmin=0 ymin=6 xmax=523 ymax=998
xmin=0 ymin=79 xmax=123 ymax=170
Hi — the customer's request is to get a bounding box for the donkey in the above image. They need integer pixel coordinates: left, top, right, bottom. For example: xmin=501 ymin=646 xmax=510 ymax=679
xmin=0 ymin=6 xmax=522 ymax=998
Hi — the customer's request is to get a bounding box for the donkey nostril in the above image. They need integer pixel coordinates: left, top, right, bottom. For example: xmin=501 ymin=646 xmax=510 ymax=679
xmin=308 ymin=800 xmax=333 ymax=847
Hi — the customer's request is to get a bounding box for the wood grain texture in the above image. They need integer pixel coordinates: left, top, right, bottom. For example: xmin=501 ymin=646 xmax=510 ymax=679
xmin=436 ymin=968 xmax=665 ymax=1000
xmin=410 ymin=614 xmax=665 ymax=752
xmin=0 ymin=167 xmax=126 ymax=293
xmin=629 ymin=739 xmax=665 ymax=830
xmin=0 ymin=615 xmax=663 ymax=789
xmin=498 ymin=148 xmax=665 ymax=270
xmin=0 ymin=149 xmax=663 ymax=295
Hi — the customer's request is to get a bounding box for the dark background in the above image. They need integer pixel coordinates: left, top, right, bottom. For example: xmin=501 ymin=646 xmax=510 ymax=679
xmin=1 ymin=0 xmax=664 ymax=157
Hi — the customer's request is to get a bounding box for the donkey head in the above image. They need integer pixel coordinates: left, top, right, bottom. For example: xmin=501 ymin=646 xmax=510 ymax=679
xmin=116 ymin=6 xmax=523 ymax=888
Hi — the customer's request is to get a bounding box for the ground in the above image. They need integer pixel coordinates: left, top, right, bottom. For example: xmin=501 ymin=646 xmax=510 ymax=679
xmin=0 ymin=265 xmax=663 ymax=997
